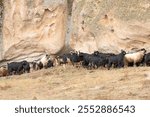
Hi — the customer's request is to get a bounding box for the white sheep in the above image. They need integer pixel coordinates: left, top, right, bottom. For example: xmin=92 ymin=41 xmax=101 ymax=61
xmin=124 ymin=48 xmax=146 ymax=66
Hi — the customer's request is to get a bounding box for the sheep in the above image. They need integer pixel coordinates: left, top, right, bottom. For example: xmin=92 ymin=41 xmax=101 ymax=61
xmin=144 ymin=52 xmax=150 ymax=66
xmin=124 ymin=48 xmax=146 ymax=67
xmin=36 ymin=54 xmax=50 ymax=69
xmin=29 ymin=61 xmax=38 ymax=71
xmin=69 ymin=51 xmax=82 ymax=67
xmin=107 ymin=50 xmax=126 ymax=70
xmin=54 ymin=53 xmax=72 ymax=69
xmin=88 ymin=56 xmax=106 ymax=69
xmin=0 ymin=67 xmax=8 ymax=77
xmin=7 ymin=60 xmax=30 ymax=75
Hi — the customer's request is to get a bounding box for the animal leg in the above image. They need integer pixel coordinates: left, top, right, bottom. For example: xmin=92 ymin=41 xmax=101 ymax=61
xmin=107 ymin=62 xmax=112 ymax=70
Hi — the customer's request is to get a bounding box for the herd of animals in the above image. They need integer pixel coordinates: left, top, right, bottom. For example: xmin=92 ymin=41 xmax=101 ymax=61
xmin=0 ymin=48 xmax=150 ymax=77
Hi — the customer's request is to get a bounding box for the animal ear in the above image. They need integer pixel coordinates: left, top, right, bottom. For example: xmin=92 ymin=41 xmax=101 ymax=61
xmin=140 ymin=48 xmax=146 ymax=53
xmin=121 ymin=49 xmax=126 ymax=54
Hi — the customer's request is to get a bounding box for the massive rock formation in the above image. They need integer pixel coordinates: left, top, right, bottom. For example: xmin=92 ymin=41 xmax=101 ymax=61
xmin=0 ymin=0 xmax=150 ymax=63
xmin=70 ymin=0 xmax=150 ymax=53
xmin=1 ymin=0 xmax=68 ymax=62
xmin=0 ymin=0 xmax=3 ymax=60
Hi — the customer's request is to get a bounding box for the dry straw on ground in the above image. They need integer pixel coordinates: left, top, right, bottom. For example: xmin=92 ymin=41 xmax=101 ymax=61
xmin=0 ymin=66 xmax=150 ymax=100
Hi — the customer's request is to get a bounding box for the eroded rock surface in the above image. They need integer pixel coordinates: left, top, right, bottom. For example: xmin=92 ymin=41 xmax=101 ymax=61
xmin=0 ymin=0 xmax=150 ymax=63
xmin=2 ymin=0 xmax=67 ymax=61
xmin=70 ymin=0 xmax=150 ymax=53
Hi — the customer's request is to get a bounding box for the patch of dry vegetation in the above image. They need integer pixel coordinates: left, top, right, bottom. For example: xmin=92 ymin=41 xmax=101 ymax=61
xmin=0 ymin=84 xmax=11 ymax=90
xmin=0 ymin=66 xmax=150 ymax=100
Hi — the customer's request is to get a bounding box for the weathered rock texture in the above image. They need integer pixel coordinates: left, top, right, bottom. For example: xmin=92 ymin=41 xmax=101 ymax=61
xmin=70 ymin=0 xmax=150 ymax=53
xmin=0 ymin=0 xmax=150 ymax=62
xmin=0 ymin=0 xmax=3 ymax=60
xmin=2 ymin=0 xmax=68 ymax=61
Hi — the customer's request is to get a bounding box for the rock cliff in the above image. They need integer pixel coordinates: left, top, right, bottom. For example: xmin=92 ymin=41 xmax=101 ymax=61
xmin=70 ymin=0 xmax=150 ymax=53
xmin=2 ymin=0 xmax=68 ymax=62
xmin=0 ymin=0 xmax=3 ymax=60
xmin=0 ymin=0 xmax=150 ymax=62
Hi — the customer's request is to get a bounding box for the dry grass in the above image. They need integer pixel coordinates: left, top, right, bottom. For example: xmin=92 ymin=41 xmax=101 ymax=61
xmin=0 ymin=84 xmax=11 ymax=90
xmin=0 ymin=66 xmax=150 ymax=100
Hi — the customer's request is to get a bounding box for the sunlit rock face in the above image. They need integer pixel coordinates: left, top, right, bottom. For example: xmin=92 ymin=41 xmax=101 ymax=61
xmin=0 ymin=0 xmax=150 ymax=63
xmin=70 ymin=0 xmax=150 ymax=53
xmin=2 ymin=0 xmax=67 ymax=61
xmin=0 ymin=0 xmax=3 ymax=60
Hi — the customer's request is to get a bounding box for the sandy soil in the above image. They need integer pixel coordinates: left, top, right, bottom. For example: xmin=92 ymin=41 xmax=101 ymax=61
xmin=0 ymin=66 xmax=150 ymax=100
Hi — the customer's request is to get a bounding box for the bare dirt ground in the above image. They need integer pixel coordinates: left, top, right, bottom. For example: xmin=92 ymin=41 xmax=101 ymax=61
xmin=0 ymin=66 xmax=150 ymax=100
